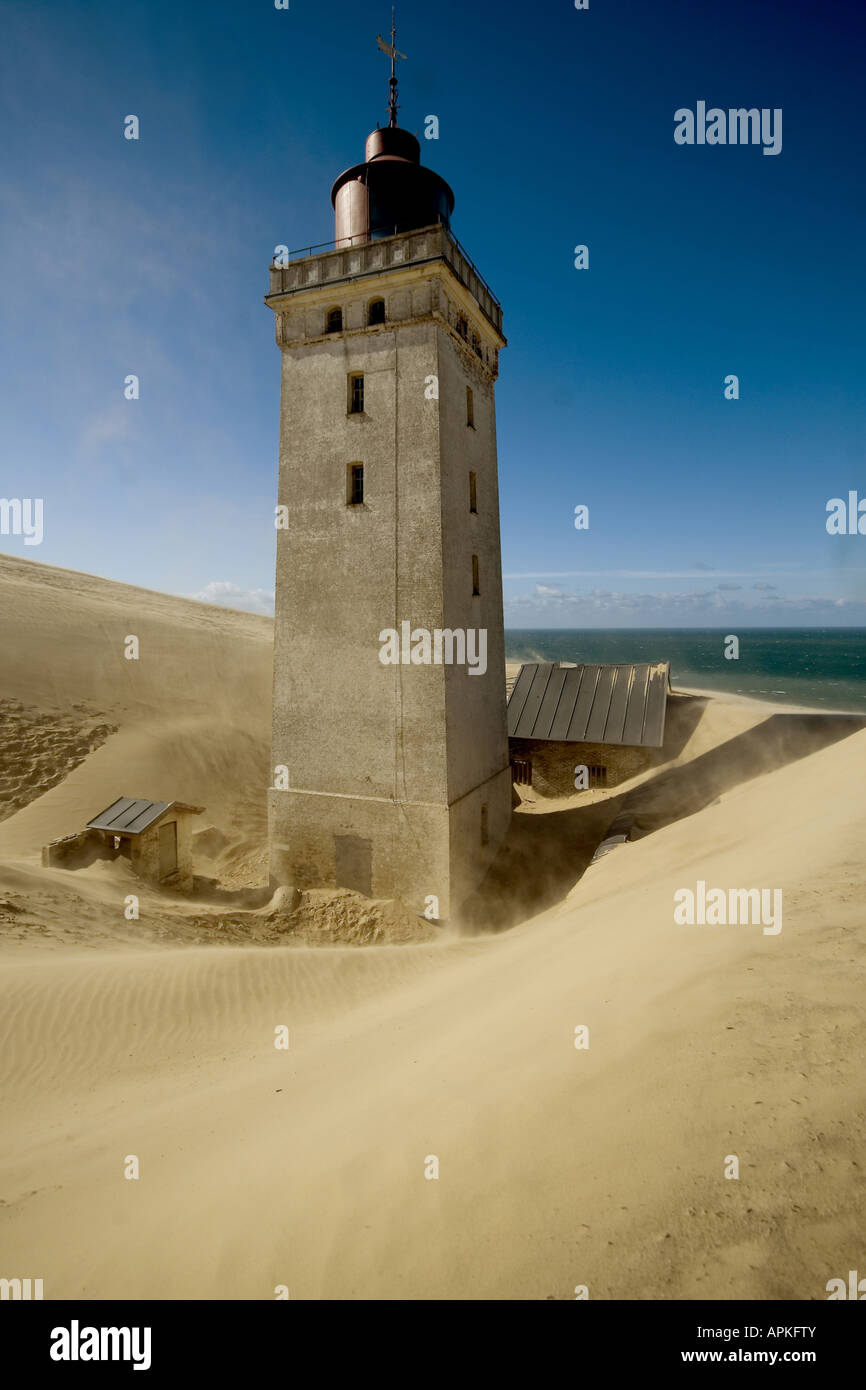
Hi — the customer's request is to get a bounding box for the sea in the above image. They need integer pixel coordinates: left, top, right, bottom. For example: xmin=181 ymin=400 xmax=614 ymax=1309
xmin=504 ymin=628 xmax=866 ymax=714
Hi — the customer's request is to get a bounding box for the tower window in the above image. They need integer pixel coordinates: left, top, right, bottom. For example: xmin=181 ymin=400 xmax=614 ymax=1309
xmin=469 ymin=471 xmax=477 ymax=513
xmin=472 ymin=554 xmax=480 ymax=596
xmin=368 ymin=298 xmax=385 ymax=326
xmin=480 ymin=803 xmax=489 ymax=847
xmin=471 ymin=331 xmax=482 ymax=358
xmin=456 ymin=313 xmax=468 ymax=340
xmin=326 ymin=307 xmax=343 ymax=333
xmin=466 ymin=385 xmax=475 ymax=428
xmin=347 ymin=462 xmax=365 ymax=506
xmin=348 ymin=373 xmax=364 ymax=414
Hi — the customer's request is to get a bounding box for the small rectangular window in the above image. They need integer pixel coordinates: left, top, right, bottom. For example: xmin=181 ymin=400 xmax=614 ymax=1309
xmin=348 ymin=373 xmax=364 ymax=414
xmin=472 ymin=554 xmax=480 ymax=596
xmin=469 ymin=471 xmax=477 ymax=513
xmin=466 ymin=385 xmax=474 ymax=427
xmin=347 ymin=462 xmax=364 ymax=506
xmin=480 ymin=803 xmax=489 ymax=847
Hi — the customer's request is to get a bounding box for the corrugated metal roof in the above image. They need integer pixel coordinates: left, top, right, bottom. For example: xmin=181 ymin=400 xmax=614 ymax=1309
xmin=86 ymin=797 xmax=172 ymax=835
xmin=507 ymin=661 xmax=670 ymax=748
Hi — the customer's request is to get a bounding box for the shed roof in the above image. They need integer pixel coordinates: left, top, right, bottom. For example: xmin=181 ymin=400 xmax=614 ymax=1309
xmin=86 ymin=797 xmax=204 ymax=835
xmin=507 ymin=661 xmax=670 ymax=749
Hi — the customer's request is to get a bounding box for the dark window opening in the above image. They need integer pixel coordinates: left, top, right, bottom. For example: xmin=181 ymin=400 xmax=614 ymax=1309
xmin=471 ymin=331 xmax=482 ymax=358
xmin=511 ymin=758 xmax=532 ymax=786
xmin=472 ymin=554 xmax=480 ymax=596
xmin=456 ymin=313 xmax=468 ymax=340
xmin=326 ymin=307 xmax=343 ymax=333
xmin=368 ymin=298 xmax=385 ymax=326
xmin=469 ymin=471 xmax=477 ymax=513
xmin=466 ymin=385 xmax=474 ymax=428
xmin=588 ymin=765 xmax=607 ymax=787
xmin=480 ymin=803 xmax=489 ymax=846
xmin=347 ymin=462 xmax=365 ymax=506
xmin=348 ymin=373 xmax=364 ymax=414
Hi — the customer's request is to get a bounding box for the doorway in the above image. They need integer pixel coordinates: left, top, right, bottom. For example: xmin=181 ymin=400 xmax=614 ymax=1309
xmin=334 ymin=833 xmax=373 ymax=896
xmin=158 ymin=821 xmax=178 ymax=880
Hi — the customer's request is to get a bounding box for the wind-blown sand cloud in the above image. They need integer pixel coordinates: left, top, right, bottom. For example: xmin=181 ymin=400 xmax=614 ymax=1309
xmin=1 ymin=554 xmax=864 ymax=1300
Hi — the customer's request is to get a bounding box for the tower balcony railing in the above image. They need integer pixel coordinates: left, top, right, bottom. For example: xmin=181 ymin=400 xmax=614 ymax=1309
xmin=268 ymin=221 xmax=503 ymax=336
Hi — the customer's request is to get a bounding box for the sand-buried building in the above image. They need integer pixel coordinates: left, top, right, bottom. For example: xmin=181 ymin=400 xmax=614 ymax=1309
xmin=508 ymin=660 xmax=671 ymax=795
xmin=43 ymin=796 xmax=204 ymax=894
xmin=265 ymin=36 xmax=511 ymax=920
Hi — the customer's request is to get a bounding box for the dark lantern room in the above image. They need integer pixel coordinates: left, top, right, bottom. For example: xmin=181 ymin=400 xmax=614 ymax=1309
xmin=330 ymin=12 xmax=455 ymax=247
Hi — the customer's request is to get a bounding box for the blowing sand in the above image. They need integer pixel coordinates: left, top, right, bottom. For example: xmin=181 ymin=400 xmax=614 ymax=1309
xmin=1 ymin=554 xmax=864 ymax=1299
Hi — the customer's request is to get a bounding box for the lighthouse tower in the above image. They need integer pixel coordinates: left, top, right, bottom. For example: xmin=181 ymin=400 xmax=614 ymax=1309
xmin=265 ymin=27 xmax=511 ymax=921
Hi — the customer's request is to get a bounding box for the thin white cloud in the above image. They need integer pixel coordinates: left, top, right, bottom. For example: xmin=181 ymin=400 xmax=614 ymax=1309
xmin=78 ymin=405 xmax=134 ymax=457
xmin=504 ymin=586 xmax=866 ymax=620
xmin=189 ymin=581 xmax=275 ymax=616
xmin=503 ymin=570 xmax=784 ymax=581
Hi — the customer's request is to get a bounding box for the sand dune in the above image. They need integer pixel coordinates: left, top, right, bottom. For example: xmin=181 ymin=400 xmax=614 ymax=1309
xmin=1 ymin=556 xmax=864 ymax=1299
xmin=2 ymin=727 xmax=864 ymax=1299
xmin=0 ymin=553 xmax=272 ymax=716
xmin=0 ymin=553 xmax=271 ymax=887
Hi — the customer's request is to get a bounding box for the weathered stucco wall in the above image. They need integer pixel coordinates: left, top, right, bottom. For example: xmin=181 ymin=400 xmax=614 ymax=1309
xmin=267 ymin=227 xmax=511 ymax=920
xmin=130 ymin=813 xmax=195 ymax=893
xmin=509 ymin=739 xmax=653 ymax=797
xmin=268 ymin=790 xmax=450 ymax=915
xmin=43 ymin=829 xmax=109 ymax=869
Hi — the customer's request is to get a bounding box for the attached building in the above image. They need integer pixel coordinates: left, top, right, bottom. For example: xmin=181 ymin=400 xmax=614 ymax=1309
xmin=507 ymin=661 xmax=670 ymax=796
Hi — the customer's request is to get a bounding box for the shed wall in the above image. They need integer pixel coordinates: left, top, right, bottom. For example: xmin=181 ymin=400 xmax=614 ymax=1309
xmin=509 ymin=739 xmax=653 ymax=797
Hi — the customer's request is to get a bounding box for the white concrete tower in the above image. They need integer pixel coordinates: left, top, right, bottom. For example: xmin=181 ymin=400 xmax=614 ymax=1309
xmin=265 ymin=46 xmax=511 ymax=921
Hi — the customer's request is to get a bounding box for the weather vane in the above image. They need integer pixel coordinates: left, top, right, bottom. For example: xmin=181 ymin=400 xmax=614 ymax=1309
xmin=376 ymin=8 xmax=407 ymax=128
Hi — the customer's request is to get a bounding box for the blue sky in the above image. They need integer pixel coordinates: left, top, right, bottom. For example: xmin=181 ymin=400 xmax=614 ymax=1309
xmin=1 ymin=0 xmax=864 ymax=626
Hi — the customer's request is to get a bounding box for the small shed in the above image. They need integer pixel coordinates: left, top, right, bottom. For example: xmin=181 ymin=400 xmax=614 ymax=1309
xmin=508 ymin=661 xmax=670 ymax=796
xmin=83 ymin=797 xmax=204 ymax=892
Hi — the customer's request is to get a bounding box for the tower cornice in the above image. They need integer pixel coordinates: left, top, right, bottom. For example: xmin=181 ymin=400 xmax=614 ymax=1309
xmin=265 ymin=224 xmax=503 ymax=342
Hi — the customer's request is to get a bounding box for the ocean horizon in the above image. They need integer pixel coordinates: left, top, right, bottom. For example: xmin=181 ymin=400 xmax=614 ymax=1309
xmin=504 ymin=628 xmax=866 ymax=714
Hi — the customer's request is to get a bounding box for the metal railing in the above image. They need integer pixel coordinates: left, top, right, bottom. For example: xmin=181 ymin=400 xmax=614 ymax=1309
xmin=272 ymin=220 xmax=502 ymax=316
xmin=445 ymin=228 xmax=502 ymax=315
